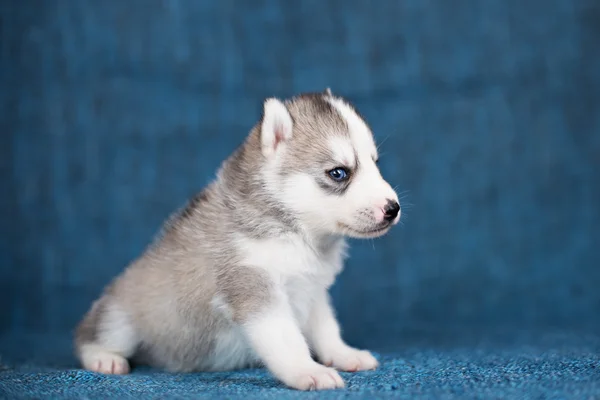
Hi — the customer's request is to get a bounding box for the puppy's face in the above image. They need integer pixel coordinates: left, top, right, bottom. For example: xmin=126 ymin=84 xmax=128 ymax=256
xmin=260 ymin=92 xmax=400 ymax=238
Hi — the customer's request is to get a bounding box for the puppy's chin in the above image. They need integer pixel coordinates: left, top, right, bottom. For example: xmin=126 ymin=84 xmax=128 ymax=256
xmin=336 ymin=222 xmax=392 ymax=239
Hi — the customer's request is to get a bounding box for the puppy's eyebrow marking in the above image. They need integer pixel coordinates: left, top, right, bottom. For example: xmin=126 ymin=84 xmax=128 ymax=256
xmin=328 ymin=136 xmax=356 ymax=168
xmin=326 ymin=96 xmax=378 ymax=158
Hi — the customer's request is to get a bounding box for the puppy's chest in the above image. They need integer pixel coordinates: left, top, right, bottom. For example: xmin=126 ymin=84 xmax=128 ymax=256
xmin=240 ymin=235 xmax=344 ymax=281
xmin=283 ymin=273 xmax=325 ymax=327
xmin=239 ymin=235 xmax=345 ymax=323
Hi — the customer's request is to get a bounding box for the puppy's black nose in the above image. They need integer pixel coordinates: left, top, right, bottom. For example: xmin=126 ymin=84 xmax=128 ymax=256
xmin=383 ymin=200 xmax=400 ymax=221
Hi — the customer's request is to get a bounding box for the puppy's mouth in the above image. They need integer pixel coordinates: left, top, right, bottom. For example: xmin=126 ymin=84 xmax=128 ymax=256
xmin=337 ymin=222 xmax=392 ymax=238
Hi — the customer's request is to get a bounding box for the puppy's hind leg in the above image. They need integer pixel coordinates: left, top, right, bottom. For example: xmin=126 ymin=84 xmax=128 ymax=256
xmin=75 ymin=299 xmax=138 ymax=375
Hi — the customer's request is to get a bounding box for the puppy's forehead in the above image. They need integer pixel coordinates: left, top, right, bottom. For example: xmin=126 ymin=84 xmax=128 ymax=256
xmin=284 ymin=94 xmax=377 ymax=167
xmin=325 ymin=97 xmax=378 ymax=160
xmin=328 ymin=136 xmax=357 ymax=167
xmin=286 ymin=94 xmax=348 ymax=137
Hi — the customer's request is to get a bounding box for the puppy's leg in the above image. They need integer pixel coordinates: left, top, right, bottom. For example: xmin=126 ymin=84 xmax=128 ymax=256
xmin=75 ymin=299 xmax=138 ymax=375
xmin=219 ymin=265 xmax=343 ymax=390
xmin=242 ymin=295 xmax=344 ymax=390
xmin=305 ymin=290 xmax=378 ymax=372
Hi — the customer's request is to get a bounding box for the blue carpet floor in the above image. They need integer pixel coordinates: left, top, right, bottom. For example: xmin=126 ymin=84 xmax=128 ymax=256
xmin=1 ymin=329 xmax=599 ymax=399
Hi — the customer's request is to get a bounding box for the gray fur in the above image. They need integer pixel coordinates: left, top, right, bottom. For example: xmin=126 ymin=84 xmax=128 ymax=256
xmin=74 ymin=299 xmax=105 ymax=346
xmin=217 ymin=265 xmax=274 ymax=323
xmin=74 ymin=91 xmax=374 ymax=373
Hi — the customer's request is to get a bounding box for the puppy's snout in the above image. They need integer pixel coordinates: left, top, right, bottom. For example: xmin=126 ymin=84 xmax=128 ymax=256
xmin=383 ymin=199 xmax=400 ymax=222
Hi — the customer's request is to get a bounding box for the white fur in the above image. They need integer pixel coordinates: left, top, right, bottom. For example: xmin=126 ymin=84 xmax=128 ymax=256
xmin=79 ymin=304 xmax=136 ymax=374
xmin=96 ymin=303 xmax=137 ymax=355
xmin=261 ymin=98 xmax=294 ymax=157
xmin=326 ymin=97 xmax=378 ymax=161
xmin=79 ymin=344 xmax=130 ymax=374
xmin=236 ymin=234 xmax=346 ymax=325
xmin=208 ymin=295 xmax=256 ymax=370
xmin=328 ymin=136 xmax=357 ymax=168
xmin=305 ymin=290 xmax=378 ymax=372
xmin=210 ymin=293 xmax=234 ymax=320
xmin=209 ymin=325 xmax=255 ymax=371
xmin=277 ymin=173 xmax=339 ymax=233
xmin=242 ymin=293 xmax=345 ymax=390
xmin=326 ymin=97 xmax=398 ymax=212
xmin=276 ymin=167 xmax=397 ymax=237
xmin=236 ymin=233 xmax=344 ymax=282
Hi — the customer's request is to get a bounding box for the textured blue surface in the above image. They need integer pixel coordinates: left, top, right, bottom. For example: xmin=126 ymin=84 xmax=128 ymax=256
xmin=1 ymin=330 xmax=600 ymax=399
xmin=1 ymin=0 xmax=600 ymax=398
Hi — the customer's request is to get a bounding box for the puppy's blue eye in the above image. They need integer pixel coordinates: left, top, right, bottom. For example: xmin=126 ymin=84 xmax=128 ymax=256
xmin=328 ymin=167 xmax=349 ymax=182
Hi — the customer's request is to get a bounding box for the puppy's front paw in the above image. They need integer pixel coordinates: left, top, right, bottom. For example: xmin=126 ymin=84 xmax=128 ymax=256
xmin=322 ymin=347 xmax=379 ymax=372
xmin=280 ymin=362 xmax=345 ymax=391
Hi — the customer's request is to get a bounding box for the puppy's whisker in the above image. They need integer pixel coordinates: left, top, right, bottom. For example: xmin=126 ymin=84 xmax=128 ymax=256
xmin=376 ymin=134 xmax=391 ymax=150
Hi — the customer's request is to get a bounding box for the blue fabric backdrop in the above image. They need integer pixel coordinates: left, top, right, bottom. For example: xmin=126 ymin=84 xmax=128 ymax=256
xmin=1 ymin=0 xmax=599 ymax=398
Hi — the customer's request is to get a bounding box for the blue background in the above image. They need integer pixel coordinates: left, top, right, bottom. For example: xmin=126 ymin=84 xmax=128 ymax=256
xmin=1 ymin=1 xmax=599 ymax=398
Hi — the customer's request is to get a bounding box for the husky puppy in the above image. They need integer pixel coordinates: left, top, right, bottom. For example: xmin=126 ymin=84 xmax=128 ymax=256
xmin=75 ymin=89 xmax=401 ymax=391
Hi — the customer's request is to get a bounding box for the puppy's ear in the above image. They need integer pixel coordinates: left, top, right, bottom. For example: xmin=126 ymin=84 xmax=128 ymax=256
xmin=323 ymin=87 xmax=333 ymax=97
xmin=260 ymin=98 xmax=293 ymax=157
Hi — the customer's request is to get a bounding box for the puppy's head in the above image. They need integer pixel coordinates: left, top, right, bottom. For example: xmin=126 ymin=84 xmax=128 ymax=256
xmin=259 ymin=89 xmax=400 ymax=238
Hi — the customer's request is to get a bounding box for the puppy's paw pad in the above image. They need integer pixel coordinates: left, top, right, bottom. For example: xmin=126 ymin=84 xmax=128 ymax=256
xmin=85 ymin=352 xmax=130 ymax=375
xmin=284 ymin=364 xmax=345 ymax=391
